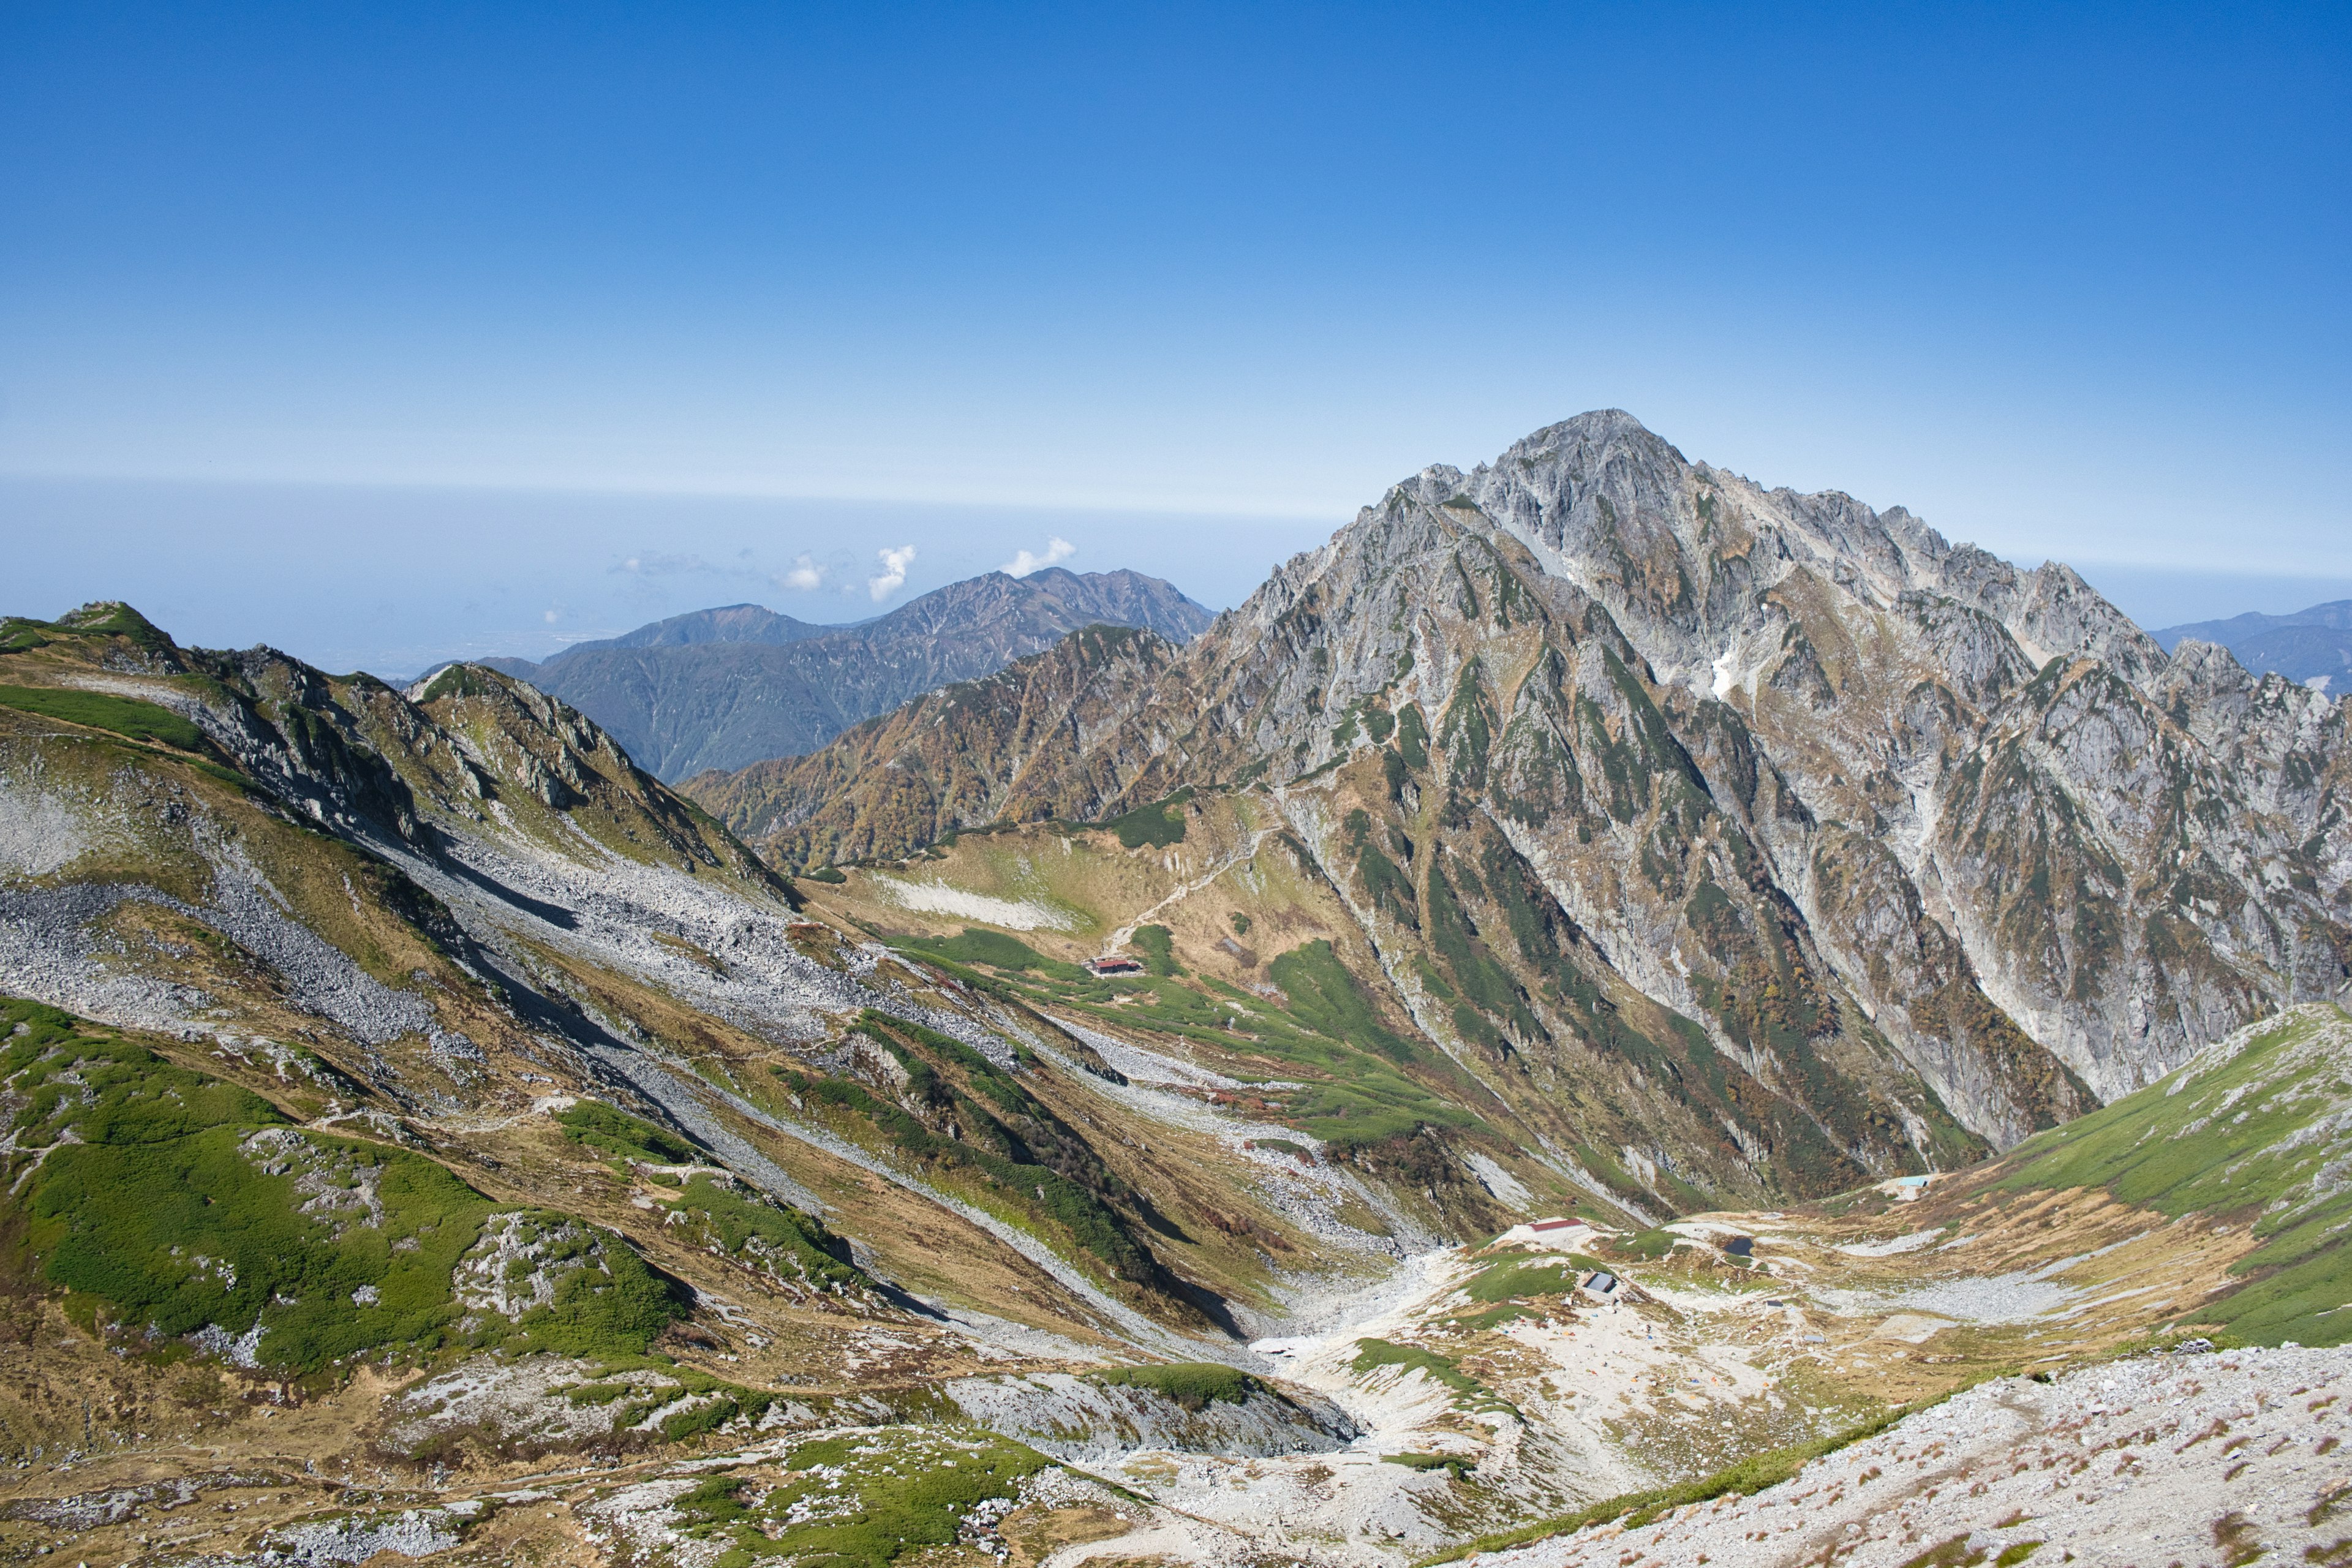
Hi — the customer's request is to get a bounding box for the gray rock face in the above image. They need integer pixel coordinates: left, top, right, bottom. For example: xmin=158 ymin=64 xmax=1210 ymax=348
xmin=497 ymin=567 xmax=1215 ymax=780
xmin=1428 ymin=413 xmax=2349 ymax=1106
xmin=681 ymin=624 xmax=1185 ymax=870
xmin=733 ymin=412 xmax=2352 ymax=1148
xmin=943 ymin=1371 xmax=1354 ymax=1462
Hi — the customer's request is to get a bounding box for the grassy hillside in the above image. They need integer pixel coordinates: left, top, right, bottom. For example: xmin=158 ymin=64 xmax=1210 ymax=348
xmin=0 ymin=998 xmax=691 ymax=1371
xmin=0 ymin=998 xmax=880 ymax=1387
xmin=1992 ymin=1003 xmax=2352 ymax=1345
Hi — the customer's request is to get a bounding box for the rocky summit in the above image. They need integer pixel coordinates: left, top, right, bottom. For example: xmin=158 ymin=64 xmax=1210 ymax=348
xmin=0 ymin=415 xmax=2347 ymax=1568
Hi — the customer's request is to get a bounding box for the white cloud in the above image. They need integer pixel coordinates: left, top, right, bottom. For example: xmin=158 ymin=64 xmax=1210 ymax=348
xmin=869 ymin=544 xmax=916 ymax=601
xmin=543 ymin=608 xmax=560 ymax=623
xmin=611 ymin=552 xmax=710 ymax=577
xmin=780 ymin=553 xmax=826 ymax=591
xmin=1001 ymin=536 xmax=1076 ymax=578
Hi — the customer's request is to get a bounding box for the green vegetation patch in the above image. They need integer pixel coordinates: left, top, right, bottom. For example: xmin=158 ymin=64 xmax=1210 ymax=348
xmin=677 ymin=1428 xmax=1053 ymax=1568
xmin=1087 ymin=1361 xmax=1261 ymax=1411
xmin=1130 ymin=924 xmax=1183 ymax=976
xmin=1267 ymin=938 xmax=1417 ymax=1068
xmin=1460 ymin=1258 xmax=1592 ymax=1303
xmin=897 ymin=927 xmax=1085 ymax=979
xmin=668 ymin=1174 xmax=868 ymax=1295
xmin=924 ymin=920 xmax=1497 ymax=1190
xmin=1 ymin=603 xmax=178 ymax=658
xmin=1 ymin=998 xmax=684 ymax=1372
xmin=1995 ymin=1005 xmax=2352 ymax=1346
xmin=780 ymin=1011 xmax=1169 ymax=1294
xmin=956 ymin=929 xmax=1490 ymax=1170
xmin=1350 ymin=1338 xmax=1512 ymax=1413
xmin=1395 ymin=703 xmax=1430 ymax=770
xmin=0 ymin=683 xmax=210 ymax=753
xmin=1611 ymin=1228 xmax=1679 ymax=1259
xmin=1101 ymin=788 xmax=1192 ymax=850
xmin=562 ymin=1380 xmax=641 ymax=1406
xmin=0 ymin=619 xmax=55 ymax=654
xmin=1262 ymin=941 xmax=1479 ymax=1152
xmin=556 ymin=1100 xmax=698 ymax=1166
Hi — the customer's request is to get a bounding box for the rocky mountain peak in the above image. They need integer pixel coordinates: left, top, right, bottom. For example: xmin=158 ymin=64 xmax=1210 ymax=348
xmin=703 ymin=411 xmax=2352 ymax=1147
xmin=1359 ymin=411 xmax=2171 ymax=712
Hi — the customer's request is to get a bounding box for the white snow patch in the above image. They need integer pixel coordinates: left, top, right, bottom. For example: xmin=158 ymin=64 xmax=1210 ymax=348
xmin=1831 ymin=1229 xmax=1943 ymax=1257
xmin=869 ymin=875 xmax=1076 ymax=931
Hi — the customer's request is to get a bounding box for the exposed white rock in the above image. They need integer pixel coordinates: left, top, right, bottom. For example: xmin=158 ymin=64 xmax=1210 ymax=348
xmin=1472 ymin=1347 xmax=2352 ymax=1568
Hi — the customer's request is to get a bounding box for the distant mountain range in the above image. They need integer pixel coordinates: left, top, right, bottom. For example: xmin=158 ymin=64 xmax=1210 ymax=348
xmin=2154 ymin=599 xmax=2352 ymax=692
xmin=481 ymin=567 xmax=1213 ymax=779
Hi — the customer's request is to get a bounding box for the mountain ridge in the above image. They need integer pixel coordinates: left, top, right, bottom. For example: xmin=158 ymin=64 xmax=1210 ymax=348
xmin=484 ymin=566 xmax=1213 ymax=780
xmin=545 ymin=600 xmax=840 ymax=657
xmin=690 ymin=410 xmax=2352 ymax=1152
xmin=2155 ymin=597 xmax=2352 ymax=690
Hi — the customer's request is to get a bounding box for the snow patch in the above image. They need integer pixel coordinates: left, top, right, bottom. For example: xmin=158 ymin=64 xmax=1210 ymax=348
xmin=870 ymin=875 xmax=1076 ymax=931
xmin=1831 ymin=1229 xmax=1942 ymax=1257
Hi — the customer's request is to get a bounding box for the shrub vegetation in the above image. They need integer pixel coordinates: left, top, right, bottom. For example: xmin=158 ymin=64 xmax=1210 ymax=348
xmin=1 ymin=998 xmax=684 ymax=1372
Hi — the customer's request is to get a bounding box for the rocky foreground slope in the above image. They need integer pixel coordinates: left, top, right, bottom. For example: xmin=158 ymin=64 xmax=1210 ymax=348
xmin=693 ymin=411 xmax=2352 ymax=1152
xmin=1473 ymin=1346 xmax=2352 ymax=1568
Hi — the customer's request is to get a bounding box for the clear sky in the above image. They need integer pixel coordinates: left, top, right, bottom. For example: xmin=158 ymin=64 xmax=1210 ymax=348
xmin=3 ymin=2 xmax=2348 ymax=672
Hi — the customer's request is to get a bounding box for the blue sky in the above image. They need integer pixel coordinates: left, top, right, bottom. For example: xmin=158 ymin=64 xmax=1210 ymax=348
xmin=2 ymin=2 xmax=2348 ymax=671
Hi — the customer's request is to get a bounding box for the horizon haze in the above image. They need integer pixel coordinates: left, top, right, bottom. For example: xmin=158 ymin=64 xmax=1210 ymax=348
xmin=4 ymin=2 xmax=2348 ymax=669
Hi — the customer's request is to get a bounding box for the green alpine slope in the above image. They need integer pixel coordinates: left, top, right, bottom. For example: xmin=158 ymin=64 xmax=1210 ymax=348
xmin=1995 ymin=1001 xmax=2352 ymax=1345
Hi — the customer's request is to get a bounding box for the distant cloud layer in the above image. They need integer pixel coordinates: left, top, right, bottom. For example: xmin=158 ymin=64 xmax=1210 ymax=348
xmin=616 ymin=552 xmax=711 ymax=576
xmin=1001 ymin=537 xmax=1076 ymax=578
xmin=869 ymin=544 xmax=916 ymax=601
